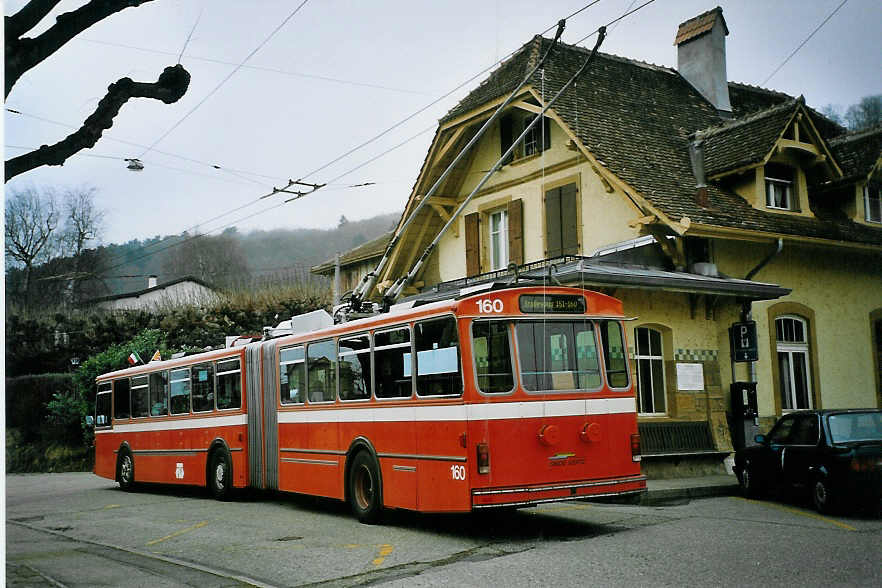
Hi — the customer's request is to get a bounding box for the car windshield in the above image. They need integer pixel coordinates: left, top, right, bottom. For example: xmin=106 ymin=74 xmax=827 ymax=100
xmin=826 ymin=412 xmax=882 ymax=443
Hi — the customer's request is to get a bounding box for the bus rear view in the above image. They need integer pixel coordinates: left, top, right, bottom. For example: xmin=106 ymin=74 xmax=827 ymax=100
xmin=461 ymin=288 xmax=645 ymax=509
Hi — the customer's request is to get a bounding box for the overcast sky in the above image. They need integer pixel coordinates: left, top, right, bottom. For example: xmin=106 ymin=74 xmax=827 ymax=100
xmin=5 ymin=0 xmax=880 ymax=245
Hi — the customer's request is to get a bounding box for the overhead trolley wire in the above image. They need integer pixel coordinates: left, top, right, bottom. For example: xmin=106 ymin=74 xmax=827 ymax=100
xmin=4 ymin=107 xmax=285 ymax=184
xmin=76 ymin=0 xmax=636 ymax=275
xmin=79 ymin=38 xmax=432 ymax=96
xmin=138 ymin=0 xmax=312 ymax=158
xmin=762 ymin=0 xmax=848 ymax=86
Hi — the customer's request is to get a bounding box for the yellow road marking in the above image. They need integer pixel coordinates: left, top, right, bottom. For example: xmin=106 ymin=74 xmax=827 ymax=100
xmin=146 ymin=520 xmax=209 ymax=546
xmin=734 ymin=497 xmax=857 ymax=531
xmin=372 ymin=543 xmax=394 ymax=567
xmin=103 ymin=504 xmax=120 ymax=510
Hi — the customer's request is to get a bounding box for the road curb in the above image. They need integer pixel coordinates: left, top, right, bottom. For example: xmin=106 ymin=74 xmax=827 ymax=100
xmin=640 ymin=482 xmax=740 ymax=505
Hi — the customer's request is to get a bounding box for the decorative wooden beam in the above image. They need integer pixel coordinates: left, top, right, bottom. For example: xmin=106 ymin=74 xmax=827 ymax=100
xmin=511 ymin=100 xmax=542 ymax=114
xmin=628 ymin=214 xmax=657 ymax=228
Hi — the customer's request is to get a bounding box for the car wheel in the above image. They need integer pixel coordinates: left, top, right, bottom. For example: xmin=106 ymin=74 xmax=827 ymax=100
xmin=812 ymin=477 xmax=835 ymax=514
xmin=738 ymin=460 xmax=762 ymax=498
xmin=348 ymin=451 xmax=383 ymax=524
xmin=209 ymin=449 xmax=233 ymax=501
xmin=117 ymin=450 xmax=135 ymax=491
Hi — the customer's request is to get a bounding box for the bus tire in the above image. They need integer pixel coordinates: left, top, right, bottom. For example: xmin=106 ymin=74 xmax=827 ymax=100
xmin=117 ymin=449 xmax=135 ymax=491
xmin=349 ymin=451 xmax=383 ymax=524
xmin=208 ymin=448 xmax=233 ymax=501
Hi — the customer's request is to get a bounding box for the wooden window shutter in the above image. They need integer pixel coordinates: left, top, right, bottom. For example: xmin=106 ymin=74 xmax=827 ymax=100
xmin=545 ymin=187 xmax=562 ymax=258
xmin=500 ymin=114 xmax=514 ymax=165
xmin=507 ymin=198 xmax=524 ymax=266
xmin=465 ymin=213 xmax=480 ymax=276
xmin=542 ymin=116 xmax=552 ymax=151
xmin=560 ymin=183 xmax=579 ymax=255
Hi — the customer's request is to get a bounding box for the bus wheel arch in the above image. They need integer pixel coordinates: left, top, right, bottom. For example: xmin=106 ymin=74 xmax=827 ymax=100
xmin=345 ymin=439 xmax=383 ymax=524
xmin=116 ymin=443 xmax=135 ymax=491
xmin=206 ymin=439 xmax=233 ymax=501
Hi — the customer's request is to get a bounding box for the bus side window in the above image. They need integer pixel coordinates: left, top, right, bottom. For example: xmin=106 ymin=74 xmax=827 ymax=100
xmin=415 ymin=316 xmax=462 ymax=397
xmin=600 ymin=321 xmax=630 ymax=389
xmin=95 ymin=383 xmax=112 ymax=426
xmin=191 ymin=362 xmax=214 ymax=412
xmin=131 ymin=375 xmax=149 ymax=418
xmin=216 ymin=358 xmax=241 ymax=410
xmin=149 ymin=371 xmax=168 ymax=416
xmin=280 ymin=346 xmax=305 ymax=405
xmin=374 ymin=327 xmax=412 ymax=399
xmin=338 ymin=334 xmax=370 ymax=401
xmin=113 ymin=378 xmax=130 ymax=420
xmin=170 ymin=368 xmax=191 ymax=415
xmin=307 ymin=340 xmax=337 ymax=403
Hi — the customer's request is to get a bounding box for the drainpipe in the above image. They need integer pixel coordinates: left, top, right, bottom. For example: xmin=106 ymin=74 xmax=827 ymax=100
xmin=742 ymin=238 xmax=784 ymax=386
xmin=689 ymin=137 xmax=709 ymax=208
xmin=745 ymin=238 xmax=784 ymax=281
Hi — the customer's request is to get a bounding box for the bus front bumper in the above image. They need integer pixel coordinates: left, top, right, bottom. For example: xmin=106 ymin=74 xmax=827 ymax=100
xmin=471 ymin=474 xmax=647 ymax=509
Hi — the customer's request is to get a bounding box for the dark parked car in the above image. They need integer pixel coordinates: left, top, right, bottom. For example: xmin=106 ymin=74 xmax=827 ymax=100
xmin=734 ymin=409 xmax=882 ymax=513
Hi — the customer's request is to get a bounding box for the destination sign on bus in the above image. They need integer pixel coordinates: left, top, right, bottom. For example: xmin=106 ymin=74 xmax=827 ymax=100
xmin=519 ymin=294 xmax=586 ymax=314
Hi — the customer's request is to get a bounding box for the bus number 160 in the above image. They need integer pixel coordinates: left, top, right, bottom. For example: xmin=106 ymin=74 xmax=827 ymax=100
xmin=475 ymin=298 xmax=503 ymax=313
xmin=450 ymin=465 xmax=466 ymax=480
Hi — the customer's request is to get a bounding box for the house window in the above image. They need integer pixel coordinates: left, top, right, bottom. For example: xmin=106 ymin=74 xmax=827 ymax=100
xmin=634 ymin=327 xmax=666 ymax=415
xmin=765 ymin=163 xmax=796 ymax=211
xmin=865 ymin=184 xmax=881 ymax=223
xmin=501 ymin=112 xmax=551 ymax=163
xmin=545 ymin=183 xmax=579 ymax=258
xmin=488 ymin=209 xmax=509 ymax=270
xmin=775 ymin=315 xmax=813 ymax=410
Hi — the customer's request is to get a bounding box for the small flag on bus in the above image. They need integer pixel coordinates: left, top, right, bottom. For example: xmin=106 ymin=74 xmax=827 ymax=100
xmin=150 ymin=350 xmax=161 ymax=362
xmin=127 ymin=351 xmax=142 ymax=366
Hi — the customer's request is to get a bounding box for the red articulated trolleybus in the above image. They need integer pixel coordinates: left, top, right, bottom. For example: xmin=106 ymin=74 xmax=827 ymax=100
xmin=92 ymin=285 xmax=646 ymax=521
xmin=93 ymin=24 xmax=646 ymax=520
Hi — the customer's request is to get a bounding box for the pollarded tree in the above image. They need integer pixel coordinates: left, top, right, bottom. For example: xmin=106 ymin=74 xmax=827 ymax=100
xmin=4 ymin=0 xmax=191 ymax=181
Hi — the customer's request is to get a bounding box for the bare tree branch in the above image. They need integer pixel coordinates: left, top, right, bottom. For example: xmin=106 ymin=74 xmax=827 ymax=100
xmin=5 ymin=0 xmax=63 ymax=39
xmin=5 ymin=0 xmax=153 ymax=96
xmin=5 ymin=64 xmax=191 ymax=181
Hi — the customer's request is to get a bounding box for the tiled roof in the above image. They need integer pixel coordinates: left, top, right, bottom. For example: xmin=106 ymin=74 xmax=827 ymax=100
xmin=437 ymin=36 xmax=882 ymax=247
xmin=829 ymin=126 xmax=882 ymax=183
xmin=674 ymin=6 xmax=727 ymax=45
xmin=312 ymin=230 xmax=393 ymax=274
xmin=699 ymin=99 xmax=798 ymax=177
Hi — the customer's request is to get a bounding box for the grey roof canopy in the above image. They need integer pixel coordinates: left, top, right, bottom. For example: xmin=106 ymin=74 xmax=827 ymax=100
xmin=404 ymin=257 xmax=790 ymax=306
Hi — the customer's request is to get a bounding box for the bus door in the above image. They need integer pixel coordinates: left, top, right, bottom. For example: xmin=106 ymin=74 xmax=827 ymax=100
xmin=93 ymin=383 xmax=114 ymax=479
xmin=372 ymin=325 xmax=418 ymax=510
xmin=413 ymin=316 xmax=468 ymax=511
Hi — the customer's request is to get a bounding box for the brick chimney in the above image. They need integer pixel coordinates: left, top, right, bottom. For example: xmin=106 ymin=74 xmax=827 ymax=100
xmin=675 ymin=6 xmax=732 ymax=114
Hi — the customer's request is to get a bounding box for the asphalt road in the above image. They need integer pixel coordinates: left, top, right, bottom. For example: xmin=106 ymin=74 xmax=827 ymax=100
xmin=5 ymin=473 xmax=881 ymax=587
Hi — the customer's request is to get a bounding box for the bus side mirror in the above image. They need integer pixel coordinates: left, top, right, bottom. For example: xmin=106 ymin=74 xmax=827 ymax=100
xmin=85 ymin=415 xmax=94 ymax=426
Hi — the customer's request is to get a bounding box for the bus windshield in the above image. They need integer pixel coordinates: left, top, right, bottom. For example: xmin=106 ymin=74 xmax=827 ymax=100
xmin=516 ymin=320 xmax=603 ymax=392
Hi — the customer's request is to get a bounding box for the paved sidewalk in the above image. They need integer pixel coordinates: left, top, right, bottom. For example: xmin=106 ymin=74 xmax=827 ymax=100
xmin=641 ymin=474 xmax=740 ymax=505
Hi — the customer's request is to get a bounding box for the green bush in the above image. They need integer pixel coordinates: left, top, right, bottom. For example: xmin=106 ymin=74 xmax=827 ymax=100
xmin=5 ymin=374 xmax=74 ymax=442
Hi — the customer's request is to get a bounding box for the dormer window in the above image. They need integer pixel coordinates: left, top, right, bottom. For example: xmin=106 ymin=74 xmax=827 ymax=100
xmin=865 ymin=183 xmax=881 ymax=224
xmin=501 ymin=112 xmax=551 ymax=164
xmin=765 ymin=163 xmax=796 ymax=211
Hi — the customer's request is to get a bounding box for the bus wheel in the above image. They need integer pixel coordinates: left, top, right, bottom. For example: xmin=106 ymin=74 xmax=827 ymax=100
xmin=349 ymin=452 xmax=382 ymax=524
xmin=117 ymin=450 xmax=135 ymax=491
xmin=208 ymin=449 xmax=233 ymax=501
